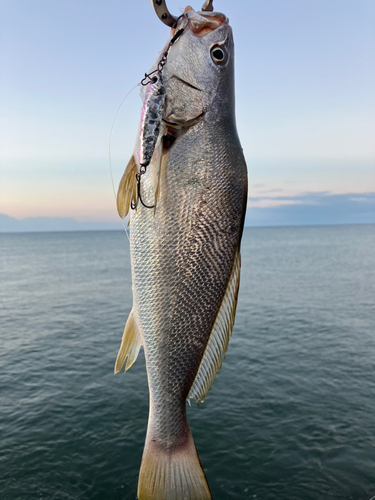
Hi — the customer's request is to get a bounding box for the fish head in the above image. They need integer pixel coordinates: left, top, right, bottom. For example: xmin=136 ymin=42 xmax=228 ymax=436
xmin=162 ymin=7 xmax=235 ymax=128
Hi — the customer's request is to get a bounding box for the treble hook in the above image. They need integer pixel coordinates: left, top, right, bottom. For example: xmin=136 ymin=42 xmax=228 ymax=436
xmin=150 ymin=0 xmax=214 ymax=27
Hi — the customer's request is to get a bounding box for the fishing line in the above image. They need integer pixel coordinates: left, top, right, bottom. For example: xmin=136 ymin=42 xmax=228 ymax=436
xmin=108 ymin=82 xmax=140 ymax=239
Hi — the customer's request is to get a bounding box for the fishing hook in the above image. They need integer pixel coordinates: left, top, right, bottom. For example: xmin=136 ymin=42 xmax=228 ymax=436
xmin=131 ymin=165 xmax=155 ymax=210
xmin=150 ymin=0 xmax=214 ymax=27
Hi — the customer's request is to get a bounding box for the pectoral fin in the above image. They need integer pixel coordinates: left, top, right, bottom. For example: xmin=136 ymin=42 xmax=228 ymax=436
xmin=114 ymin=309 xmax=142 ymax=373
xmin=117 ymin=155 xmax=137 ymax=220
xmin=188 ymin=250 xmax=241 ymax=403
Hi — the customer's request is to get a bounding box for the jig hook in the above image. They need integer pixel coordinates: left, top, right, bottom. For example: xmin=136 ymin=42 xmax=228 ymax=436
xmin=131 ymin=165 xmax=155 ymax=210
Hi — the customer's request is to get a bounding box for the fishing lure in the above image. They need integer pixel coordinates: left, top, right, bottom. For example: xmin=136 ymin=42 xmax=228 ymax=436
xmin=138 ymin=74 xmax=165 ymax=170
xmin=131 ymin=15 xmax=189 ymax=210
xmin=130 ymin=74 xmax=165 ymax=210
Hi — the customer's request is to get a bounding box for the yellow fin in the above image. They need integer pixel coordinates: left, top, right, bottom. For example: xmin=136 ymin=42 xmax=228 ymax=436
xmin=117 ymin=155 xmax=137 ymax=220
xmin=188 ymin=250 xmax=241 ymax=404
xmin=114 ymin=310 xmax=142 ymax=374
xmin=138 ymin=429 xmax=211 ymax=500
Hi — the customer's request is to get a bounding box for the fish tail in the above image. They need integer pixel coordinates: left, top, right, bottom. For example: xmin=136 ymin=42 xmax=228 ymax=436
xmin=137 ymin=428 xmax=211 ymax=500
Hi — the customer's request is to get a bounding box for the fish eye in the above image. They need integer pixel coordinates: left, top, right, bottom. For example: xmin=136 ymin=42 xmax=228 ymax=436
xmin=210 ymin=45 xmax=227 ymax=65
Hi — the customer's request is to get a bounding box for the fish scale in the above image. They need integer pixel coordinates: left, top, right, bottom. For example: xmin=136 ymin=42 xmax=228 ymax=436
xmin=132 ymin=119 xmax=245 ymax=443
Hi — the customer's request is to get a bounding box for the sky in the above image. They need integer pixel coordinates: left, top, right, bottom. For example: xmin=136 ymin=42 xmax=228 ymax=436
xmin=1 ymin=0 xmax=374 ymax=228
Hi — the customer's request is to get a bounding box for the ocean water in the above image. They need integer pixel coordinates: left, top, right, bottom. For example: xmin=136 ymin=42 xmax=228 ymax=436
xmin=1 ymin=225 xmax=375 ymax=500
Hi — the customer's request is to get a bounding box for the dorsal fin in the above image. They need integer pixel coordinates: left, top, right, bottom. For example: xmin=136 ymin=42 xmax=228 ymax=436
xmin=117 ymin=155 xmax=137 ymax=220
xmin=114 ymin=309 xmax=142 ymax=373
xmin=188 ymin=250 xmax=241 ymax=403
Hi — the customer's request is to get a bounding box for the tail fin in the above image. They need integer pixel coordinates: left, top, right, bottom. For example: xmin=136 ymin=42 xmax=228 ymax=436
xmin=137 ymin=429 xmax=211 ymax=500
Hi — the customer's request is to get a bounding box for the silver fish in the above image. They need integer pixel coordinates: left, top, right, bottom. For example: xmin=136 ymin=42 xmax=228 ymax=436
xmin=116 ymin=7 xmax=247 ymax=499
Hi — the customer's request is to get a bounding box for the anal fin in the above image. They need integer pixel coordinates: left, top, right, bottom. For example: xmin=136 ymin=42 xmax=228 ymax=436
xmin=188 ymin=250 xmax=241 ymax=403
xmin=114 ymin=309 xmax=142 ymax=373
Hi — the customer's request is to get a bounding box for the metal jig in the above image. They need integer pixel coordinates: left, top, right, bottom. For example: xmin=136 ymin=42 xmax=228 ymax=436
xmin=132 ymin=5 xmax=194 ymax=212
xmin=131 ymin=17 xmax=189 ymax=211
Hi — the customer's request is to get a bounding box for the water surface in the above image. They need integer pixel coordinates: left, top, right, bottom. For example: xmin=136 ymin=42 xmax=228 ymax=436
xmin=1 ymin=225 xmax=375 ymax=499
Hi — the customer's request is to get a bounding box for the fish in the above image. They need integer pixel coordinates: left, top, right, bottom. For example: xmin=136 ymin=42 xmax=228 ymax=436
xmin=115 ymin=6 xmax=248 ymax=499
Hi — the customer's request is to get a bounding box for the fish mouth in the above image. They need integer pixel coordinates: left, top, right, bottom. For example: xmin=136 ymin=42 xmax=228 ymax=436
xmin=168 ymin=75 xmax=202 ymax=92
xmin=179 ymin=7 xmax=228 ymax=38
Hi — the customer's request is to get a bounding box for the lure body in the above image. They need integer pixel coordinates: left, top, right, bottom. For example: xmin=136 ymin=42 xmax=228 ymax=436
xmin=138 ymin=74 xmax=165 ymax=168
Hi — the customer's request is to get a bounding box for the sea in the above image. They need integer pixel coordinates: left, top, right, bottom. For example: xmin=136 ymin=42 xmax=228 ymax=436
xmin=1 ymin=225 xmax=375 ymax=500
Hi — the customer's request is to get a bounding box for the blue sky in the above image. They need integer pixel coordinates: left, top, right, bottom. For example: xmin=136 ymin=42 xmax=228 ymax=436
xmin=1 ymin=0 xmax=374 ymax=228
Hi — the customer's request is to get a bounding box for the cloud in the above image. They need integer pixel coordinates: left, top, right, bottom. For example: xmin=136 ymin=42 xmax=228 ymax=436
xmin=247 ymin=198 xmax=301 ymax=208
xmin=245 ymin=192 xmax=375 ymax=227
